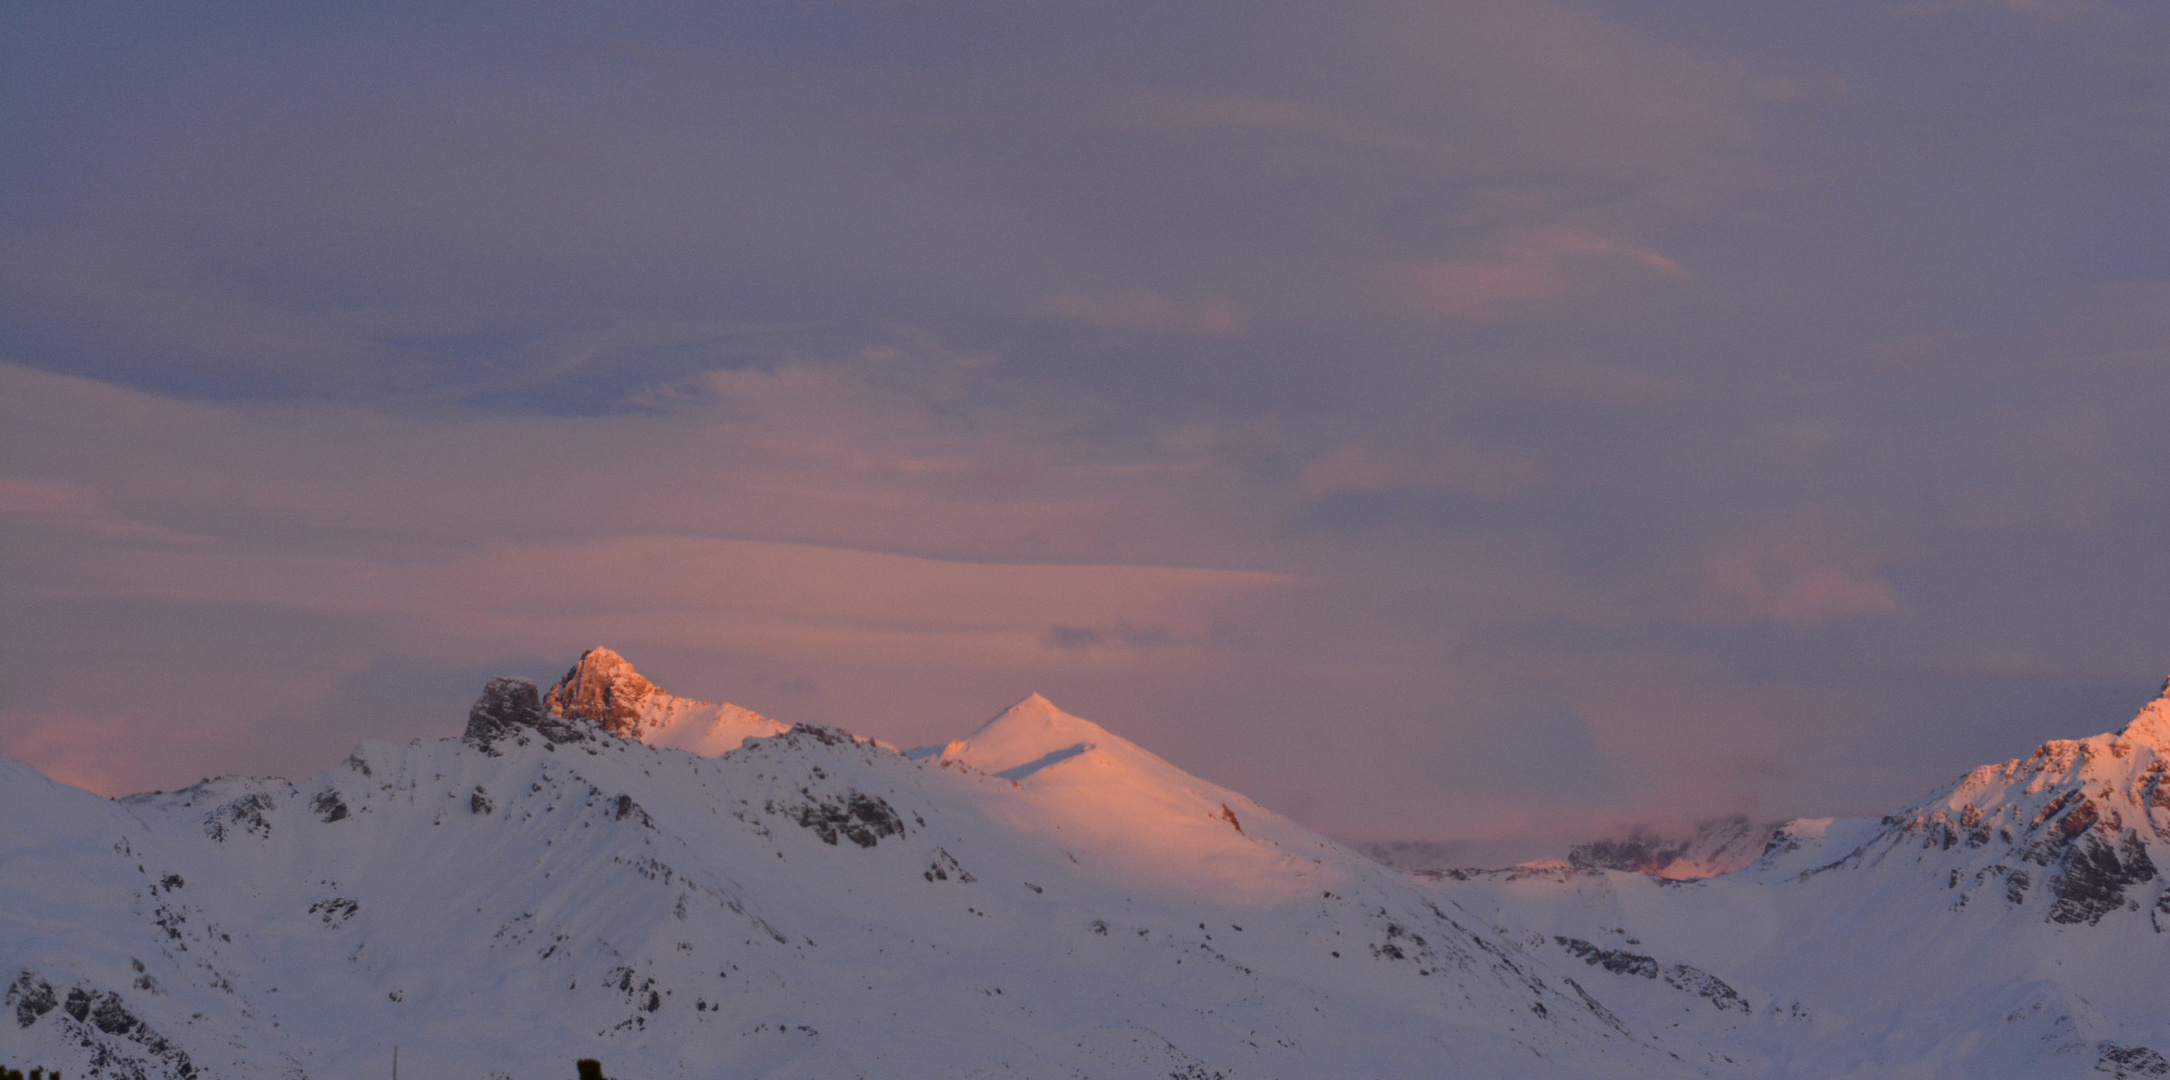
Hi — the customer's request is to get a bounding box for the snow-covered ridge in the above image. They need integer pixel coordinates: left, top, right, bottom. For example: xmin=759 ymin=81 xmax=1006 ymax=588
xmin=1764 ymin=677 xmax=2170 ymax=926
xmin=4 ymin=654 xmax=2167 ymax=1080
xmin=1 ymin=652 xmax=1701 ymax=1080
xmin=1429 ymin=680 xmax=2170 ymax=1079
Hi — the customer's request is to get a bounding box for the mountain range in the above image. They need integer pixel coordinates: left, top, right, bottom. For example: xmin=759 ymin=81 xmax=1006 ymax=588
xmin=4 ymin=649 xmax=2165 ymax=1079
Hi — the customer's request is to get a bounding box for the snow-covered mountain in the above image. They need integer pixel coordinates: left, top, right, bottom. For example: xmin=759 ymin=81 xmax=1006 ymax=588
xmin=3 ymin=654 xmax=2165 ymax=1080
xmin=1433 ymin=682 xmax=2170 ymax=1079
xmin=3 ymin=656 xmax=1691 ymax=1080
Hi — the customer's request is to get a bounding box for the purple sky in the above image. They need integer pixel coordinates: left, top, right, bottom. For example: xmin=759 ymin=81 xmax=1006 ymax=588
xmin=3 ymin=0 xmax=2166 ymax=861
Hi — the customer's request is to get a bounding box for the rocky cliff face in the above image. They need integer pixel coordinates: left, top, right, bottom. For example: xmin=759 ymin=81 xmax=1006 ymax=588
xmin=541 ymin=647 xmax=675 ymax=738
xmin=540 ymin=648 xmax=786 ymax=754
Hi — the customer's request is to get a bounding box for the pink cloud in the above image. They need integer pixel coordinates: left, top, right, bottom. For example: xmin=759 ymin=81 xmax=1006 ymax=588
xmin=1401 ymin=227 xmax=1687 ymax=318
xmin=0 ymin=476 xmax=195 ymax=544
xmin=1694 ymin=529 xmax=1903 ymax=626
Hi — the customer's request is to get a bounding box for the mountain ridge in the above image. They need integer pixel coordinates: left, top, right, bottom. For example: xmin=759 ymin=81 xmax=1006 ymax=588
xmin=3 ymin=653 xmax=2166 ymax=1079
xmin=2 ymin=653 xmax=1690 ymax=1080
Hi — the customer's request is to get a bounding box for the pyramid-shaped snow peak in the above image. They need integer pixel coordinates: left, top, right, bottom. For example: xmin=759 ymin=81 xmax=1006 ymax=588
xmin=541 ymin=647 xmax=785 ymax=755
xmin=938 ymin=692 xmax=1119 ymax=780
xmin=925 ymin=694 xmax=1343 ymax=900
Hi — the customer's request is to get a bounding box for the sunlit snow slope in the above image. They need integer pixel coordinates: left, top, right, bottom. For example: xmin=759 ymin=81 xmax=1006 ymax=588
xmin=3 ymin=657 xmax=1697 ymax=1080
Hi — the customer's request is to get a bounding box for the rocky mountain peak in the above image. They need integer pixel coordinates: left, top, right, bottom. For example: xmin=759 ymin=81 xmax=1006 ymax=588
xmin=543 ymin=647 xmax=674 ymax=738
xmin=536 ymin=647 xmax=787 ymax=753
xmin=1858 ymin=684 xmax=2170 ymax=927
xmin=2120 ymin=678 xmax=2170 ymax=751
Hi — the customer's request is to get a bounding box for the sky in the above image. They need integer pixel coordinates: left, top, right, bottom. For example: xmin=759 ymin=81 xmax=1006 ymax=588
xmin=3 ymin=0 xmax=2167 ymax=862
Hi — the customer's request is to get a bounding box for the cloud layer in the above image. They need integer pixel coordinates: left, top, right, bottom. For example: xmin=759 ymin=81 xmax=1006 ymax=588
xmin=2 ymin=0 xmax=2166 ymax=860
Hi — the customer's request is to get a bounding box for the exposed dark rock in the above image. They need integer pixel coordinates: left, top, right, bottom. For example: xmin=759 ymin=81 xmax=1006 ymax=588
xmin=465 ymin=677 xmax=544 ymax=748
xmin=2048 ymin=831 xmax=2158 ymax=926
xmin=1555 ymin=938 xmax=1748 ymax=1011
xmin=46 ymin=984 xmax=197 ymax=1080
xmin=7 ymin=972 xmax=57 ymax=1028
xmin=464 ymin=677 xmax=589 ymax=752
xmin=925 ymin=848 xmax=975 ymax=882
xmin=1555 ymin=937 xmax=1659 ymax=979
xmin=1663 ymin=964 xmax=1751 ymax=1013
xmin=770 ymin=790 xmax=905 ymax=848
xmin=784 ymin=723 xmax=854 ymax=747
xmin=308 ymin=898 xmax=359 ymax=926
xmin=609 ymin=793 xmax=652 ymax=828
xmin=202 ymin=792 xmax=275 ymax=842
xmin=2099 ymin=1042 xmax=2170 ymax=1078
xmin=1219 ymin=804 xmax=1244 ymax=834
xmin=309 ymin=790 xmax=349 ymax=823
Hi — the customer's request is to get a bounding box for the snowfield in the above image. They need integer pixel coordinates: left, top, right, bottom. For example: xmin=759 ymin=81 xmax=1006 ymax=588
xmin=4 ymin=650 xmax=2166 ymax=1079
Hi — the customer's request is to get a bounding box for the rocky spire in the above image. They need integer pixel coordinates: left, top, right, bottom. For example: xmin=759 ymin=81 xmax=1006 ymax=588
xmin=544 ymin=647 xmax=675 ymax=739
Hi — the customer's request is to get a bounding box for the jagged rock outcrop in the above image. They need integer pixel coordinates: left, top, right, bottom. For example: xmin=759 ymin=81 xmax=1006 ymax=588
xmin=543 ymin=648 xmax=666 ymax=737
xmin=542 ymin=648 xmax=785 ymax=753
xmin=464 ymin=676 xmax=590 ymax=752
